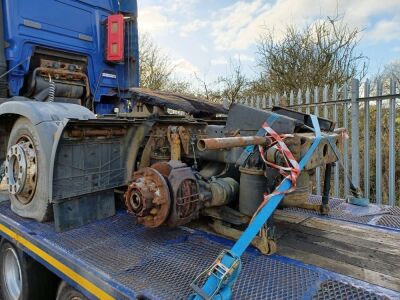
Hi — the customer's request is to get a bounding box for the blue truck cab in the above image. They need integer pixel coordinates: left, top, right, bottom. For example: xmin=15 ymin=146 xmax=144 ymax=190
xmin=1 ymin=0 xmax=139 ymax=114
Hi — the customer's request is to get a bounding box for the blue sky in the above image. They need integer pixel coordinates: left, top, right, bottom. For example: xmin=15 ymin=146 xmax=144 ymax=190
xmin=137 ymin=0 xmax=400 ymax=87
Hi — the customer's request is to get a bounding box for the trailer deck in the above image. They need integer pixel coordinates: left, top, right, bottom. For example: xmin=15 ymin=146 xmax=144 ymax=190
xmin=0 ymin=194 xmax=398 ymax=300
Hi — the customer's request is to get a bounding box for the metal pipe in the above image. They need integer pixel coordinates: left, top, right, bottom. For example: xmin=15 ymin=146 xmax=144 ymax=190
xmin=286 ymin=93 xmax=400 ymax=107
xmin=389 ymin=78 xmax=396 ymax=206
xmin=363 ymin=80 xmax=370 ymax=201
xmin=351 ymin=79 xmax=360 ymax=189
xmin=376 ymin=80 xmax=382 ymax=204
xmin=333 ymin=83 xmax=339 ymax=198
xmin=343 ymin=83 xmax=349 ymax=198
xmin=197 ymin=136 xmax=272 ymax=151
xmin=314 ymin=86 xmax=321 ymax=195
xmin=68 ymin=128 xmax=127 ymax=138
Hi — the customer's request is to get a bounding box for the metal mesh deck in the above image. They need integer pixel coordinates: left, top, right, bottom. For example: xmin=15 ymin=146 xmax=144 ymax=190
xmin=313 ymin=280 xmax=391 ymax=300
xmin=284 ymin=195 xmax=400 ymax=231
xmin=0 ymin=203 xmax=397 ymax=299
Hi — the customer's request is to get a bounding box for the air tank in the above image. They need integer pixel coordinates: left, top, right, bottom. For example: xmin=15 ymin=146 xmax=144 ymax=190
xmin=239 ymin=167 xmax=268 ymax=216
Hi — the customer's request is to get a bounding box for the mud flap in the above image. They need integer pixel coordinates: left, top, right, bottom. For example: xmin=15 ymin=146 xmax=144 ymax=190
xmin=53 ymin=190 xmax=115 ymax=232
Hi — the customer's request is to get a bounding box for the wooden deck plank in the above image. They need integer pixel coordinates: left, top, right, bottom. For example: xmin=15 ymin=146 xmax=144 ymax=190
xmin=275 ymin=212 xmax=400 ymax=249
xmin=275 ymin=210 xmax=400 ymax=292
xmin=277 ymin=245 xmax=400 ymax=292
xmin=302 ymin=217 xmax=400 ymax=243
xmin=277 ymin=220 xmax=400 ymax=256
xmin=278 ymin=230 xmax=400 ymax=278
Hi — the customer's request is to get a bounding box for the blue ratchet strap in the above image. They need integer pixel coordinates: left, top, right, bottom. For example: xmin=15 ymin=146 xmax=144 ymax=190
xmin=237 ymin=113 xmax=281 ymax=166
xmin=326 ymin=135 xmax=341 ymax=161
xmin=191 ymin=115 xmax=322 ymax=300
xmin=326 ymin=133 xmax=360 ymax=195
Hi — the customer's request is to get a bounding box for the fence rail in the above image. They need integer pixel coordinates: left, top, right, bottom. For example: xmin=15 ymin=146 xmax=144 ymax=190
xmin=240 ymin=78 xmax=400 ymax=206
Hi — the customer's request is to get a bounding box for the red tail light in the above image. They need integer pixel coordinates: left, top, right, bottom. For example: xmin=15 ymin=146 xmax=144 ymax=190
xmin=106 ymin=14 xmax=124 ymax=62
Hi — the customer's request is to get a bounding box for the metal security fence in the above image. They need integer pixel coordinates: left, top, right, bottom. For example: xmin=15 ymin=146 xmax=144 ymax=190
xmin=240 ymin=78 xmax=400 ymax=206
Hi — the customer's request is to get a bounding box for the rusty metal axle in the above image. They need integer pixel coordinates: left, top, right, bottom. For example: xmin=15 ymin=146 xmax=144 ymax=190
xmin=197 ymin=136 xmax=272 ymax=151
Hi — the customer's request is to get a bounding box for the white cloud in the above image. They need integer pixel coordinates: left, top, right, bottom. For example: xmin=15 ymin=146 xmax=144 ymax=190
xmin=211 ymin=0 xmax=267 ymax=50
xmin=200 ymin=45 xmax=209 ymax=53
xmin=168 ymin=0 xmax=199 ymax=13
xmin=210 ymin=0 xmax=400 ymax=50
xmin=367 ymin=18 xmax=400 ymax=42
xmin=180 ymin=20 xmax=209 ymax=37
xmin=234 ymin=53 xmax=255 ymax=62
xmin=173 ymin=58 xmax=199 ymax=76
xmin=138 ymin=6 xmax=177 ymax=33
xmin=210 ymin=57 xmax=229 ymax=65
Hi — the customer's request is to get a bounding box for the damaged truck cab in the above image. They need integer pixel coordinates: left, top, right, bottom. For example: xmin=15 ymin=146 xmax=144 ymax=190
xmin=0 ymin=0 xmax=138 ymax=224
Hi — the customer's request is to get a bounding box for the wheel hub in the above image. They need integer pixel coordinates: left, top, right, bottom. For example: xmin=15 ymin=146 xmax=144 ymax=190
xmin=3 ymin=247 xmax=22 ymax=300
xmin=124 ymin=167 xmax=171 ymax=228
xmin=5 ymin=137 xmax=37 ymax=204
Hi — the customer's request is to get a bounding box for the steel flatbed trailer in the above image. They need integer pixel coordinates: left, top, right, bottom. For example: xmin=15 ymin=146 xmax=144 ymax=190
xmin=0 ymin=193 xmax=399 ymax=300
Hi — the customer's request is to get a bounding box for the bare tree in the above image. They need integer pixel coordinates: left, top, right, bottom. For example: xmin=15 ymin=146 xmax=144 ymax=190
xmin=382 ymin=60 xmax=400 ymax=83
xmin=165 ymin=80 xmax=192 ymax=94
xmin=370 ymin=60 xmax=400 ymax=95
xmin=193 ymin=59 xmax=249 ymax=104
xmin=256 ymin=17 xmax=368 ymax=94
xmin=217 ymin=59 xmax=248 ymax=103
xmin=194 ymin=72 xmax=213 ymax=101
xmin=139 ymin=33 xmax=191 ymax=93
xmin=139 ymin=33 xmax=173 ymax=90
